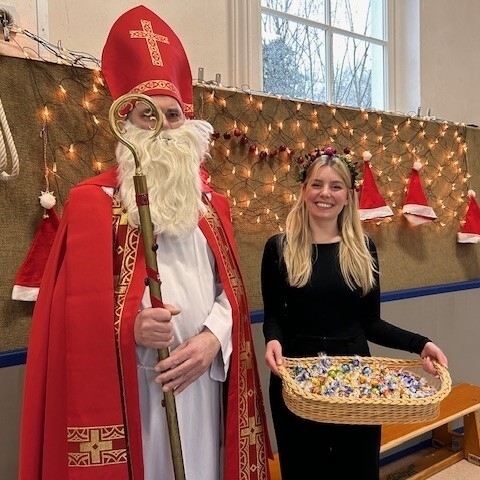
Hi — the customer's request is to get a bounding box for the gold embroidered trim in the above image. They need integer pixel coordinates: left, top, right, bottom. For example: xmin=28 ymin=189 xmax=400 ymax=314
xmin=130 ymin=80 xmax=193 ymax=116
xmin=201 ymin=200 xmax=268 ymax=477
xmin=113 ymin=194 xmax=139 ymax=335
xmin=130 ymin=19 xmax=169 ymax=66
xmin=67 ymin=425 xmax=127 ymax=467
xmin=132 ymin=79 xmax=180 ymax=97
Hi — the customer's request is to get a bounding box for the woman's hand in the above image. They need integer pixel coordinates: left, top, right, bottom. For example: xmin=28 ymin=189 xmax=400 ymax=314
xmin=265 ymin=339 xmax=284 ymax=376
xmin=420 ymin=341 xmax=448 ymax=376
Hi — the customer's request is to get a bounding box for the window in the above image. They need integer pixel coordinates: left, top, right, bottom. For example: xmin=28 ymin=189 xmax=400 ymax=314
xmin=260 ymin=0 xmax=388 ymax=110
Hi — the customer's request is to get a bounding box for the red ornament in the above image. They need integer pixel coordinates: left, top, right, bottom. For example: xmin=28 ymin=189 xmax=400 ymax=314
xmin=211 ymin=131 xmax=220 ymax=139
xmin=279 ymin=145 xmax=287 ymax=152
xmin=249 ymin=145 xmax=257 ymax=153
xmin=223 ymin=132 xmax=231 ymax=140
xmin=233 ymin=129 xmax=242 ymax=137
xmin=259 ymin=151 xmax=268 ymax=159
xmin=269 ymin=149 xmax=278 ymax=156
xmin=289 ymin=149 xmax=295 ymax=156
xmin=241 ymin=135 xmax=249 ymax=145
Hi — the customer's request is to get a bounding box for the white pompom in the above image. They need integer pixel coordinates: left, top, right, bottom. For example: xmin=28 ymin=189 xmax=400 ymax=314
xmin=362 ymin=151 xmax=372 ymax=161
xmin=413 ymin=160 xmax=423 ymax=171
xmin=468 ymin=189 xmax=476 ymax=198
xmin=39 ymin=191 xmax=56 ymax=209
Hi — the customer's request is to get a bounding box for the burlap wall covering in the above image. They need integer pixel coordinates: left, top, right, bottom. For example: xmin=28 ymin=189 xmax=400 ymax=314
xmin=1 ymin=55 xmax=479 ymax=352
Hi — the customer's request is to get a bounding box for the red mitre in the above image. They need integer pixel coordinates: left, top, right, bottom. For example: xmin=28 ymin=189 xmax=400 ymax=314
xmin=101 ymin=5 xmax=194 ymax=118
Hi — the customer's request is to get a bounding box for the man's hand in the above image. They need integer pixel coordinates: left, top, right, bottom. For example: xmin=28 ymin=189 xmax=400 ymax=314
xmin=155 ymin=329 xmax=221 ymax=395
xmin=134 ymin=304 xmax=180 ymax=349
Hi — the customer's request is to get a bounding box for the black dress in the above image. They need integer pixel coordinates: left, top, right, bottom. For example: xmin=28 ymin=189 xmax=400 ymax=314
xmin=261 ymin=234 xmax=430 ymax=480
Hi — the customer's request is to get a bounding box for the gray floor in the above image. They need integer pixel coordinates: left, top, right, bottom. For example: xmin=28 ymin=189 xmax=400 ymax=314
xmin=429 ymin=460 xmax=480 ymax=479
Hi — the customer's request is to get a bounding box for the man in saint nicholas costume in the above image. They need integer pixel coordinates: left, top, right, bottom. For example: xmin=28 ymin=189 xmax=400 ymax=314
xmin=18 ymin=5 xmax=272 ymax=480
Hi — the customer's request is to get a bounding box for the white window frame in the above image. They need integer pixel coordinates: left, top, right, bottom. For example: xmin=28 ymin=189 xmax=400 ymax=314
xmin=228 ymin=0 xmax=263 ymax=91
xmin=229 ymin=0 xmax=419 ymax=113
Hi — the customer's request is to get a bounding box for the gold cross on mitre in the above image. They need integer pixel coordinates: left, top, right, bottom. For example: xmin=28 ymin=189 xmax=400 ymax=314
xmin=130 ymin=19 xmax=169 ymax=66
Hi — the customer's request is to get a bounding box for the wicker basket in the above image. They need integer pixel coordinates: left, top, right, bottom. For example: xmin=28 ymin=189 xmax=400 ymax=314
xmin=279 ymin=356 xmax=451 ymax=425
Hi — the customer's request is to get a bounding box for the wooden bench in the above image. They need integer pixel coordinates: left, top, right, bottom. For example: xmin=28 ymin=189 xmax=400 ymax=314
xmin=380 ymin=383 xmax=480 ymax=480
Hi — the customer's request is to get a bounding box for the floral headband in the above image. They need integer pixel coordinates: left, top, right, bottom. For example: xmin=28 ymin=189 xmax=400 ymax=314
xmin=296 ymin=146 xmax=361 ymax=188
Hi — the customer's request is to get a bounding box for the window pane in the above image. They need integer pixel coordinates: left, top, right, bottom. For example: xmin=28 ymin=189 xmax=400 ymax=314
xmin=262 ymin=12 xmax=327 ymax=101
xmin=331 ymin=33 xmax=384 ymax=109
xmin=260 ymin=0 xmax=387 ymax=108
xmin=330 ymin=0 xmax=384 ymax=40
xmin=261 ymin=0 xmax=325 ymax=24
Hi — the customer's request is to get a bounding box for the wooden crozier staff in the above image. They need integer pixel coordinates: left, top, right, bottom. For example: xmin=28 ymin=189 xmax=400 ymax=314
xmin=109 ymin=93 xmax=186 ymax=480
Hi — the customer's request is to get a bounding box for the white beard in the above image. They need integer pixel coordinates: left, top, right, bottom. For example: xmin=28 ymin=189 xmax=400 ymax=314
xmin=116 ymin=119 xmax=213 ymax=237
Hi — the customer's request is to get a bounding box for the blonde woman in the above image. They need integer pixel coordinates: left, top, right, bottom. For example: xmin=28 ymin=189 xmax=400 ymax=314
xmin=261 ymin=147 xmax=448 ymax=480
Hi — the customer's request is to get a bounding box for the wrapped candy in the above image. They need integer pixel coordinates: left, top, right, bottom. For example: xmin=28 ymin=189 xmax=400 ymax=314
xmin=291 ymin=354 xmax=437 ymax=399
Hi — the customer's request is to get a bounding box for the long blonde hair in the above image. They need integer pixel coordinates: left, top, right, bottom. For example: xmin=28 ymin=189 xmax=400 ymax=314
xmin=282 ymin=155 xmax=377 ymax=295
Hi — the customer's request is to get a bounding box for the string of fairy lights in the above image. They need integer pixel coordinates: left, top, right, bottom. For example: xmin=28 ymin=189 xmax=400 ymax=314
xmin=196 ymin=85 xmax=471 ymax=230
xmin=2 ymin=27 xmax=475 ymax=232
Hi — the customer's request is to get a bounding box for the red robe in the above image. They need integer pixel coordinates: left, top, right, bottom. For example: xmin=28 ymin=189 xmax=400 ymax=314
xmin=18 ymin=167 xmax=272 ymax=479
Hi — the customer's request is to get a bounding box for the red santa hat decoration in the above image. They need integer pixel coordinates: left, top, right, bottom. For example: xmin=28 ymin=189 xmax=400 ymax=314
xmin=12 ymin=191 xmax=59 ymax=301
xmin=359 ymin=151 xmax=393 ymax=221
xmin=458 ymin=190 xmax=480 ymax=243
xmin=101 ymin=5 xmax=194 ymax=118
xmin=402 ymin=160 xmax=437 ymax=226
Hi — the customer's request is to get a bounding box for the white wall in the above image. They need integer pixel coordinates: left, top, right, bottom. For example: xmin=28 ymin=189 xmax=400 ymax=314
xmin=0 ymin=0 xmax=232 ymax=85
xmin=0 ymin=365 xmax=24 ymax=480
xmin=392 ymin=0 xmax=420 ymax=116
xmin=419 ymin=0 xmax=480 ymax=126
xmin=2 ymin=0 xmax=480 ymax=124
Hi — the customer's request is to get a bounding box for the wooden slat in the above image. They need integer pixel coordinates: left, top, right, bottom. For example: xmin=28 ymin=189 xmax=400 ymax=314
xmin=380 ymin=448 xmax=464 ymax=480
xmin=464 ymin=410 xmax=480 ymax=460
xmin=269 ymin=453 xmax=281 ymax=480
xmin=381 ymin=383 xmax=480 ymax=453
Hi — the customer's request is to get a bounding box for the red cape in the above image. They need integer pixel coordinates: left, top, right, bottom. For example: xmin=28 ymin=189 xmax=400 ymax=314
xmin=18 ymin=167 xmax=271 ymax=479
